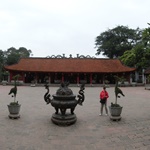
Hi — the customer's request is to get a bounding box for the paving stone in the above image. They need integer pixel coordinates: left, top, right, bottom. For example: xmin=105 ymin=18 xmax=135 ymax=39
xmin=0 ymin=85 xmax=150 ymax=150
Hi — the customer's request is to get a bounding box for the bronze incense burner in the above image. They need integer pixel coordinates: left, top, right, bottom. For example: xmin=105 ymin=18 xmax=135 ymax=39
xmin=44 ymin=82 xmax=85 ymax=126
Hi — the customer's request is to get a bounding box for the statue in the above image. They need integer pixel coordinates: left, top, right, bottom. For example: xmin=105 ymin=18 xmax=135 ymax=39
xmin=44 ymin=84 xmax=51 ymax=104
xmin=114 ymin=76 xmax=125 ymax=106
xmin=77 ymin=83 xmax=85 ymax=105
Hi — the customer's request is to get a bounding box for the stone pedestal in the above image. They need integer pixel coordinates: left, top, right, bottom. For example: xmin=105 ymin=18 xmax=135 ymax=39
xmin=51 ymin=113 xmax=77 ymax=126
xmin=109 ymin=115 xmax=121 ymax=121
xmin=8 ymin=114 xmax=20 ymax=119
xmin=7 ymin=104 xmax=21 ymax=119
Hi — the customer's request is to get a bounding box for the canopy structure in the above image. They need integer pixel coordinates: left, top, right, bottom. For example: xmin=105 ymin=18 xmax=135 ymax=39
xmin=4 ymin=57 xmax=136 ymax=84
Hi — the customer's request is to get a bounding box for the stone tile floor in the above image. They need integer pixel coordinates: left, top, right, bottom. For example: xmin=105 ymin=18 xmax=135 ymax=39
xmin=0 ymin=85 xmax=150 ymax=150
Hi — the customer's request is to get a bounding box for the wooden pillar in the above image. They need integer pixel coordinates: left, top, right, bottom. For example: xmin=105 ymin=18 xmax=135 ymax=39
xmin=9 ymin=71 xmax=13 ymax=83
xmin=62 ymin=73 xmax=64 ymax=82
xmin=84 ymin=73 xmax=86 ymax=80
xmin=77 ymin=73 xmax=79 ymax=85
xmin=54 ymin=73 xmax=57 ymax=83
xmin=142 ymin=69 xmax=145 ymax=84
xmin=130 ymin=73 xmax=132 ymax=84
xmin=90 ymin=73 xmax=92 ymax=84
xmin=8 ymin=72 xmax=12 ymax=83
xmin=102 ymin=74 xmax=105 ymax=84
xmin=22 ymin=72 xmax=25 ymax=82
xmin=48 ymin=73 xmax=51 ymax=83
xmin=35 ymin=73 xmax=38 ymax=84
xmin=127 ymin=73 xmax=130 ymax=83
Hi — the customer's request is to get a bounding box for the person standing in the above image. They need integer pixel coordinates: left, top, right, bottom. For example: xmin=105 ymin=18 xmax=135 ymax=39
xmin=99 ymin=86 xmax=109 ymax=116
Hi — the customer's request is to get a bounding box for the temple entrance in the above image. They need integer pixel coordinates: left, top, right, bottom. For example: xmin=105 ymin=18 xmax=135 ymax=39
xmin=64 ymin=73 xmax=77 ymax=83
xmin=25 ymin=72 xmax=35 ymax=83
xmin=13 ymin=71 xmax=131 ymax=84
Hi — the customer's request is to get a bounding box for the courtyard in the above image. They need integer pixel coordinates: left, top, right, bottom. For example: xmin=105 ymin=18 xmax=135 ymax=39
xmin=0 ymin=85 xmax=150 ymax=150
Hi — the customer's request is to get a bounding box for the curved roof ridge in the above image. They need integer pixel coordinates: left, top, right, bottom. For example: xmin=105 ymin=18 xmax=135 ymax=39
xmin=5 ymin=57 xmax=136 ymax=73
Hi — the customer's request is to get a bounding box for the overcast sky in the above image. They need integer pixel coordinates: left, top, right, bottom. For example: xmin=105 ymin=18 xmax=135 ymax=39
xmin=0 ymin=0 xmax=149 ymax=58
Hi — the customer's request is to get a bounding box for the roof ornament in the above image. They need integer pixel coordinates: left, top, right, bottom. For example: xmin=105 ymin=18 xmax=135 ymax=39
xmin=46 ymin=54 xmax=95 ymax=58
xmin=56 ymin=55 xmax=63 ymax=58
xmin=78 ymin=55 xmax=85 ymax=58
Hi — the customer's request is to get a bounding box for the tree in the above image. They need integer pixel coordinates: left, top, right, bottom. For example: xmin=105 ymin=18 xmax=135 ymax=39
xmin=142 ymin=23 xmax=150 ymax=51
xmin=95 ymin=25 xmax=142 ymax=58
xmin=0 ymin=50 xmax=4 ymax=64
xmin=120 ymin=24 xmax=150 ymax=70
xmin=5 ymin=47 xmax=32 ymax=65
xmin=120 ymin=43 xmax=150 ymax=70
xmin=119 ymin=48 xmax=136 ymax=67
xmin=5 ymin=47 xmax=20 ymax=65
xmin=0 ymin=50 xmax=4 ymax=81
xmin=0 ymin=47 xmax=32 ymax=81
xmin=18 ymin=47 xmax=32 ymax=58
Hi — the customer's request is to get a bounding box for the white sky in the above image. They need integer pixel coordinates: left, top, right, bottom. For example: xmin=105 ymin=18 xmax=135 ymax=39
xmin=0 ymin=0 xmax=149 ymax=58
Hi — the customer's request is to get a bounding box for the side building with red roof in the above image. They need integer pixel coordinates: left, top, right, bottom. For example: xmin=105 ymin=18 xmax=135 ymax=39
xmin=4 ymin=57 xmax=136 ymax=85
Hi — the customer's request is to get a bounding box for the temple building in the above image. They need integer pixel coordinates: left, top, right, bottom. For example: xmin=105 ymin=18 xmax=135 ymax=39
xmin=4 ymin=56 xmax=136 ymax=85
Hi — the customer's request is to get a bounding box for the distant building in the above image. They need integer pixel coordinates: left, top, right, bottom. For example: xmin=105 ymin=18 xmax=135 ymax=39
xmin=4 ymin=57 xmax=135 ymax=85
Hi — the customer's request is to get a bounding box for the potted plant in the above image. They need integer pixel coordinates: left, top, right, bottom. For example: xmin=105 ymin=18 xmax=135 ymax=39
xmin=109 ymin=75 xmax=125 ymax=121
xmin=104 ymin=79 xmax=110 ymax=88
xmin=1 ymin=71 xmax=9 ymax=85
xmin=7 ymin=74 xmax=21 ymax=119
xmin=118 ymin=76 xmax=125 ymax=87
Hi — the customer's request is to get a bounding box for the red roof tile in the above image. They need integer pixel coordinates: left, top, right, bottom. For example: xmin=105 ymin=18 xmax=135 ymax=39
xmin=4 ymin=58 xmax=136 ymax=73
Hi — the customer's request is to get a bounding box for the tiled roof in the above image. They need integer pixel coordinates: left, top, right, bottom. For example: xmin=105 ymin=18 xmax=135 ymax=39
xmin=4 ymin=58 xmax=136 ymax=73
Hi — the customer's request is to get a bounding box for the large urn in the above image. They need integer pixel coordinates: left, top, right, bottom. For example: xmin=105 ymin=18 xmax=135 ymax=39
xmin=44 ymin=82 xmax=85 ymax=126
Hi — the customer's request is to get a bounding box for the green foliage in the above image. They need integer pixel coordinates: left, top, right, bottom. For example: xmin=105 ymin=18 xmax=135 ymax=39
xmin=12 ymin=74 xmax=20 ymax=80
xmin=120 ymin=24 xmax=150 ymax=70
xmin=10 ymin=101 xmax=19 ymax=106
xmin=2 ymin=71 xmax=9 ymax=81
xmin=119 ymin=49 xmax=136 ymax=67
xmin=119 ymin=76 xmax=126 ymax=84
xmin=5 ymin=47 xmax=32 ymax=65
xmin=104 ymin=80 xmax=109 ymax=84
xmin=95 ymin=25 xmax=142 ymax=58
xmin=110 ymin=102 xmax=120 ymax=107
xmin=0 ymin=50 xmax=4 ymax=64
xmin=148 ymin=75 xmax=150 ymax=82
xmin=142 ymin=24 xmax=150 ymax=48
xmin=0 ymin=50 xmax=5 ymax=81
xmin=0 ymin=47 xmax=32 ymax=81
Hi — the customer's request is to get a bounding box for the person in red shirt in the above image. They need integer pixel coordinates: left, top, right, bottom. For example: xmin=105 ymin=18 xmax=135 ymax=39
xmin=99 ymin=86 xmax=109 ymax=116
